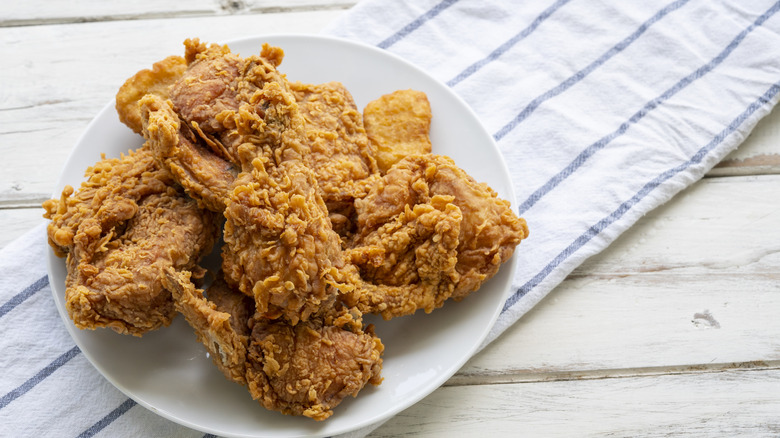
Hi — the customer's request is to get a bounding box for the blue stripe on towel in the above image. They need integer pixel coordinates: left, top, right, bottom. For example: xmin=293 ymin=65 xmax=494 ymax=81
xmin=378 ymin=0 xmax=461 ymax=49
xmin=0 ymin=345 xmax=80 ymax=409
xmin=76 ymin=398 xmax=137 ymax=438
xmin=502 ymin=80 xmax=780 ymax=312
xmin=514 ymin=0 xmax=780 ymax=216
xmin=0 ymin=275 xmax=49 ymax=320
xmin=493 ymin=0 xmax=691 ymax=141
xmin=447 ymin=0 xmax=573 ymax=87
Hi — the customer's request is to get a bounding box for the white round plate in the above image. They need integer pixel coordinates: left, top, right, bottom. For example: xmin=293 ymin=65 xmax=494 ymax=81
xmin=47 ymin=34 xmax=518 ymax=438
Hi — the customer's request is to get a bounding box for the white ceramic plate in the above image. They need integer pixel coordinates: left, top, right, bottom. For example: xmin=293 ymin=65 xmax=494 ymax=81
xmin=47 ymin=34 xmax=517 ymax=438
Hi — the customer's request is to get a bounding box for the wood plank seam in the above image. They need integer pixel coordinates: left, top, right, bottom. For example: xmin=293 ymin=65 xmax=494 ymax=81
xmin=446 ymin=360 xmax=780 ymax=386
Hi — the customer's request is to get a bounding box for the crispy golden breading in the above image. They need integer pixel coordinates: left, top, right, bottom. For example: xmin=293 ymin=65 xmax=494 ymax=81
xmin=290 ymin=81 xmax=378 ymax=202
xmin=246 ymin=310 xmax=383 ymax=421
xmin=165 ymin=268 xmax=383 ymax=421
xmin=43 ymin=146 xmax=220 ymax=336
xmin=115 ymin=55 xmax=187 ymax=134
xmin=221 ymin=158 xmax=351 ymax=325
xmin=363 ymin=89 xmax=433 ymax=173
xmin=141 ymin=39 xmax=309 ymax=214
xmin=344 ymin=154 xmax=528 ymax=319
xmin=43 ymin=147 xmax=174 ymax=257
xmin=140 ymin=94 xmax=237 ymax=212
xmin=163 ymin=269 xmax=252 ymax=384
xmin=345 ymin=195 xmax=462 ymax=319
xmin=168 ymin=38 xmax=304 ymax=169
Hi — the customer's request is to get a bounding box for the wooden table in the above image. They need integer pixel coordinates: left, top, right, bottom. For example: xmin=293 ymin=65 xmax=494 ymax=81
xmin=3 ymin=2 xmax=779 ymax=436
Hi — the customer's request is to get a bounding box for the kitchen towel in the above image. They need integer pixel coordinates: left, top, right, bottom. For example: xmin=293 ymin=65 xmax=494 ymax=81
xmin=3 ymin=0 xmax=780 ymax=437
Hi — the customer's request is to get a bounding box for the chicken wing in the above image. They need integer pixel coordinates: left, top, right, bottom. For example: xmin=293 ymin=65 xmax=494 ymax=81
xmin=163 ymin=269 xmax=253 ymax=384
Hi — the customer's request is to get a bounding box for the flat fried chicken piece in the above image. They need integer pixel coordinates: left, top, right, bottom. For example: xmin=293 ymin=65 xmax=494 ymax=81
xmin=246 ymin=308 xmax=383 ymax=421
xmin=116 ymin=55 xmax=187 ymax=134
xmin=290 ymin=81 xmax=378 ymax=216
xmin=43 ymin=146 xmax=220 ymax=336
xmin=346 ymin=154 xmax=528 ymax=318
xmin=363 ymin=89 xmax=432 ymax=173
xmin=65 ymin=193 xmax=217 ymax=335
xmin=163 ymin=269 xmax=253 ymax=384
xmin=222 ymin=158 xmax=353 ymax=324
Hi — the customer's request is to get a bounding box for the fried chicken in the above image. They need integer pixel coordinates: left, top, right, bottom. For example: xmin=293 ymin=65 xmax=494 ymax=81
xmin=46 ymin=36 xmax=530 ymax=421
xmin=140 ymin=39 xmax=310 ymax=212
xmin=246 ymin=310 xmax=383 ymax=421
xmin=221 ymin=158 xmax=352 ymax=325
xmin=345 ymin=195 xmax=462 ymax=319
xmin=363 ymin=89 xmax=432 ymax=173
xmin=140 ymin=94 xmax=238 ymax=212
xmin=345 ymin=154 xmax=528 ymax=319
xmin=43 ymin=146 xmax=220 ymax=336
xmin=164 ymin=268 xmax=383 ymax=421
xmin=290 ymin=81 xmax=379 ymax=236
xmin=163 ymin=269 xmax=253 ymax=384
xmin=167 ymin=38 xmax=303 ymax=169
xmin=115 ymin=55 xmax=187 ymax=135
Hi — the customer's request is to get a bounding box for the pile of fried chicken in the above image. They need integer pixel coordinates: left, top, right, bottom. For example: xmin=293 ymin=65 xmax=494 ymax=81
xmin=43 ymin=39 xmax=529 ymax=421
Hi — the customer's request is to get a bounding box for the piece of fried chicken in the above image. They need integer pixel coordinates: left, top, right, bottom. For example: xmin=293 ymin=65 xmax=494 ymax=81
xmin=290 ymin=81 xmax=379 ymax=236
xmin=222 ymin=158 xmax=353 ymax=325
xmin=363 ymin=89 xmax=432 ymax=173
xmin=139 ymin=39 xmax=308 ymax=212
xmin=246 ymin=308 xmax=383 ymax=421
xmin=115 ymin=55 xmax=187 ymax=135
xmin=163 ymin=269 xmax=253 ymax=384
xmin=163 ymin=269 xmax=383 ymax=421
xmin=43 ymin=146 xmax=221 ymax=336
xmin=344 ymin=154 xmax=528 ymax=319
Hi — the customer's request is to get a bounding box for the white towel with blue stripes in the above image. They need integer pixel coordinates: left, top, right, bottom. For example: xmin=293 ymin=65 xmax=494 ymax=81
xmin=3 ymin=1 xmax=780 ymax=437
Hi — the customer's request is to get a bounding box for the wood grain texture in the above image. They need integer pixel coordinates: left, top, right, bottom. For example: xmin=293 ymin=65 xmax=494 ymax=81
xmin=370 ymin=369 xmax=780 ymax=437
xmin=0 ymin=209 xmax=45 ymax=250
xmin=713 ymin=103 xmax=780 ymax=176
xmin=2 ymin=0 xmax=354 ymax=26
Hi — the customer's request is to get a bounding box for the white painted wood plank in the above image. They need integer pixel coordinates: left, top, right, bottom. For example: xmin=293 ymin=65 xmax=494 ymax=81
xmin=713 ymin=103 xmax=780 ymax=176
xmin=2 ymin=1 xmax=220 ymax=26
xmin=1 ymin=0 xmax=351 ymax=26
xmin=244 ymin=0 xmax=356 ymax=12
xmin=0 ymin=208 xmax=46 ymax=250
xmin=0 ymin=11 xmax=342 ymax=205
xmin=369 ymin=369 xmax=780 ymax=437
xmin=458 ymin=174 xmax=780 ymax=378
